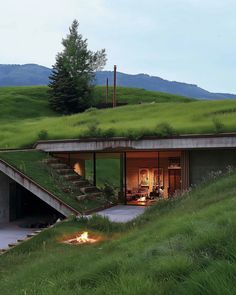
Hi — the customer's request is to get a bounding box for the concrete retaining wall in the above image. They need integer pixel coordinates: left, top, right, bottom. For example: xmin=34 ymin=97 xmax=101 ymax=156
xmin=0 ymin=172 xmax=11 ymax=223
xmin=189 ymin=149 xmax=236 ymax=185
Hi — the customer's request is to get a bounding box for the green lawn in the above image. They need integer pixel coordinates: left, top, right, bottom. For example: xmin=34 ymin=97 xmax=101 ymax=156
xmin=0 ymin=85 xmax=236 ymax=149
xmin=0 ymin=171 xmax=235 ymax=294
xmin=0 ymin=151 xmax=108 ymax=212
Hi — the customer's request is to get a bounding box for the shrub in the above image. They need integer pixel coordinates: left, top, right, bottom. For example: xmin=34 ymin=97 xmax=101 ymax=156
xmin=103 ymin=183 xmax=115 ymax=198
xmin=212 ymin=118 xmax=225 ymax=133
xmin=103 ymin=128 xmax=116 ymax=138
xmin=125 ymin=128 xmax=148 ymax=140
xmin=37 ymin=129 xmax=49 ymax=140
xmin=155 ymin=122 xmax=177 ymax=137
xmin=85 ymin=122 xmax=101 ymax=137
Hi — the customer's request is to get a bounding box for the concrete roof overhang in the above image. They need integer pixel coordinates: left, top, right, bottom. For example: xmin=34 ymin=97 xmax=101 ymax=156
xmin=34 ymin=133 xmax=236 ymax=153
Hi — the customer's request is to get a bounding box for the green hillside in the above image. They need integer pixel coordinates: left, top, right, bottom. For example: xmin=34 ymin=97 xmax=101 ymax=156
xmin=0 ymin=86 xmax=236 ymax=149
xmin=93 ymin=86 xmax=194 ymax=104
xmin=0 ymin=86 xmax=55 ymax=120
xmin=0 ymin=172 xmax=235 ymax=294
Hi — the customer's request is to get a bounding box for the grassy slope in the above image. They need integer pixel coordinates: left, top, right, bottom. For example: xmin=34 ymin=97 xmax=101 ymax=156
xmin=0 ymin=86 xmax=55 ymax=120
xmin=0 ymin=172 xmax=235 ymax=294
xmin=0 ymin=151 xmax=107 ymax=212
xmin=1 ymin=86 xmax=236 ymax=148
xmin=2 ymin=99 xmax=236 ymax=148
xmin=93 ymin=86 xmax=194 ymax=104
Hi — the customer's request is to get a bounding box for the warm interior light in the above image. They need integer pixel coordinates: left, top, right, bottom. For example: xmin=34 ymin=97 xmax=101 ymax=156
xmin=137 ymin=196 xmax=146 ymax=202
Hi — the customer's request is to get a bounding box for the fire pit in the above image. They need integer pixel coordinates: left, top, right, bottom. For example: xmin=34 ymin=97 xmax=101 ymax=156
xmin=61 ymin=231 xmax=101 ymax=245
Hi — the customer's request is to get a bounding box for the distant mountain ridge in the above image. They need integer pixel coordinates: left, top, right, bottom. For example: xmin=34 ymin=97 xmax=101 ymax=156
xmin=96 ymin=71 xmax=236 ymax=100
xmin=0 ymin=63 xmax=235 ymax=100
xmin=0 ymin=64 xmax=51 ymax=86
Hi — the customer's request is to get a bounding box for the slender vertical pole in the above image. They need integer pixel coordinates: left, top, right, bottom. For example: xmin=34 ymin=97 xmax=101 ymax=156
xmin=113 ymin=65 xmax=117 ymax=108
xmin=120 ymin=153 xmax=124 ymax=203
xmin=124 ymin=152 xmax=127 ymax=204
xmin=158 ymin=151 xmax=160 ymax=186
xmin=106 ymin=78 xmax=109 ymax=104
xmin=93 ymin=152 xmax=96 ymax=186
xmin=68 ymin=153 xmax=71 ymax=167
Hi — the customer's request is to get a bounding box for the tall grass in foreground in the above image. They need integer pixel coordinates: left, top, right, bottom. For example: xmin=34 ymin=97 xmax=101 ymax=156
xmin=0 ymin=171 xmax=235 ymax=294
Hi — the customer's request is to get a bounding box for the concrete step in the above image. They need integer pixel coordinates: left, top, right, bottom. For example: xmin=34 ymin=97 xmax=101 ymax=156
xmin=72 ymin=179 xmax=89 ymax=187
xmin=8 ymin=244 xmax=16 ymax=247
xmin=34 ymin=230 xmax=42 ymax=234
xmin=27 ymin=233 xmax=39 ymax=238
xmin=80 ymin=186 xmax=101 ymax=194
xmin=44 ymin=158 xmax=61 ymax=164
xmin=86 ymin=192 xmax=103 ymax=199
xmin=63 ymin=174 xmax=81 ymax=181
xmin=50 ymin=163 xmax=69 ymax=169
xmin=56 ymin=168 xmax=74 ymax=175
xmin=76 ymin=192 xmax=103 ymax=201
xmin=76 ymin=194 xmax=87 ymax=201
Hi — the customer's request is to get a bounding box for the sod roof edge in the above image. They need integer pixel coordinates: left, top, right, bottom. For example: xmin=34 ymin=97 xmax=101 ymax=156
xmin=34 ymin=132 xmax=236 ymax=146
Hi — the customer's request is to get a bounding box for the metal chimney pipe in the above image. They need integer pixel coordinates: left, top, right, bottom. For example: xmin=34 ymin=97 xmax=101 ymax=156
xmin=106 ymin=78 xmax=108 ymax=104
xmin=113 ymin=65 xmax=117 ymax=108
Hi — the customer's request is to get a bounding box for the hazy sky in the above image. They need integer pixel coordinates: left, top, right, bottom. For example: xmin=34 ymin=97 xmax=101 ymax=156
xmin=0 ymin=0 xmax=236 ymax=93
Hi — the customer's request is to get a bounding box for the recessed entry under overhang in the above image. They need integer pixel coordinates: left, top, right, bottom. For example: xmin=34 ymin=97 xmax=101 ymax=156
xmin=9 ymin=182 xmax=64 ymax=228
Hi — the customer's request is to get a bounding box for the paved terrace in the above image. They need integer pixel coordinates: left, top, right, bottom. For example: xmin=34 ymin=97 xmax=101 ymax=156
xmin=0 ymin=223 xmax=35 ymax=250
xmin=95 ymin=205 xmax=146 ymax=223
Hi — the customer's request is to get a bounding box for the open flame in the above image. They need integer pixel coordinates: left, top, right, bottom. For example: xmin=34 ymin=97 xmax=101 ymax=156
xmin=76 ymin=231 xmax=89 ymax=243
xmin=63 ymin=231 xmax=97 ymax=245
xmin=76 ymin=231 xmax=96 ymax=244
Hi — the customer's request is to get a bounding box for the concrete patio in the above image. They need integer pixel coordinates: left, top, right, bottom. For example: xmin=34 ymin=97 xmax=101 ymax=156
xmin=95 ymin=205 xmax=146 ymax=222
xmin=0 ymin=223 xmax=36 ymax=250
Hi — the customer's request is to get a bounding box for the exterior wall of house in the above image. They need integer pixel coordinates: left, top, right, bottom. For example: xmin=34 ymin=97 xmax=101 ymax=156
xmin=0 ymin=172 xmax=11 ymax=223
xmin=189 ymin=149 xmax=236 ymax=186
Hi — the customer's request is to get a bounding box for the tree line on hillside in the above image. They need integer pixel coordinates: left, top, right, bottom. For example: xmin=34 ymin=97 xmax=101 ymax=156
xmin=48 ymin=20 xmax=106 ymax=114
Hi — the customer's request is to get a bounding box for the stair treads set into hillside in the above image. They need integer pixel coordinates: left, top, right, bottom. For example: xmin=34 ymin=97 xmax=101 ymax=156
xmin=45 ymin=157 xmax=102 ymax=202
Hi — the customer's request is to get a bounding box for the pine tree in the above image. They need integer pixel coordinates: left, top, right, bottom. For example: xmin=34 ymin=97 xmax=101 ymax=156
xmin=48 ymin=20 xmax=106 ymax=114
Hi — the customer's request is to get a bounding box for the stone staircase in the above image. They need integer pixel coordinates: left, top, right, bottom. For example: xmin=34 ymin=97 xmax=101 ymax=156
xmin=44 ymin=157 xmax=103 ymax=202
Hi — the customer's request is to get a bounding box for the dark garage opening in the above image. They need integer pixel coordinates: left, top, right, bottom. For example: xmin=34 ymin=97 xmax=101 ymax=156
xmin=9 ymin=182 xmax=64 ymax=227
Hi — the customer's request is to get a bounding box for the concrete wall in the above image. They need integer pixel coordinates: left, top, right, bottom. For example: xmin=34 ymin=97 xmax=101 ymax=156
xmin=0 ymin=172 xmax=10 ymax=223
xmin=189 ymin=149 xmax=236 ymax=185
xmin=35 ymin=134 xmax=236 ymax=152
